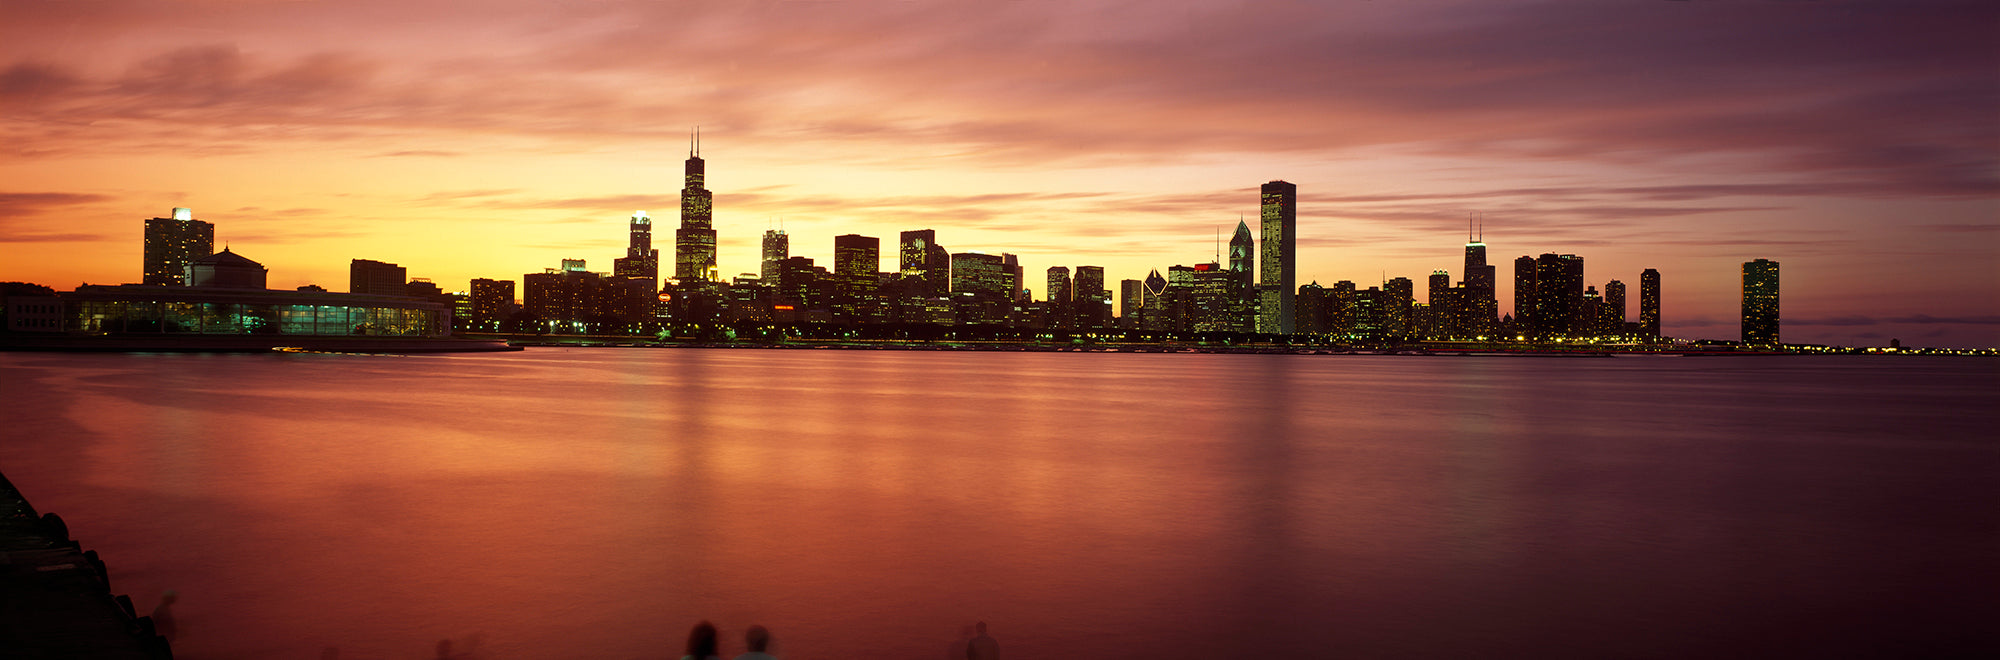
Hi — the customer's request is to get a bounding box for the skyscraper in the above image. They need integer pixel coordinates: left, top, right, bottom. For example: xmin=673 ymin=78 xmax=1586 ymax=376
xmin=899 ymin=230 xmax=949 ymax=297
xmin=1229 ymin=220 xmax=1255 ymax=275
xmin=1513 ymin=255 xmax=1536 ymax=332
xmin=761 ymin=229 xmax=789 ymax=283
xmin=1527 ymin=253 xmax=1584 ymax=339
xmin=143 ymin=207 xmax=214 ymax=286
xmin=674 ymin=134 xmax=717 ymax=282
xmin=1603 ymin=279 xmax=1627 ymax=336
xmin=1639 ymin=268 xmax=1661 ymax=339
xmin=1046 ymin=266 xmax=1072 ymax=329
xmin=1383 ymin=276 xmax=1413 ymax=339
xmin=1462 ymin=230 xmax=1496 ymax=336
xmin=1075 ymin=265 xmax=1109 ymax=328
xmin=1258 ymin=181 xmax=1297 ymax=334
xmin=834 ymin=234 xmax=879 ymax=279
xmin=1742 ymin=259 xmax=1780 ymax=345
xmin=612 ymin=211 xmax=659 ymax=289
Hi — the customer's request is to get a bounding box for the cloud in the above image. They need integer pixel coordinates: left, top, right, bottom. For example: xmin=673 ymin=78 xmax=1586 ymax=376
xmin=0 ymin=192 xmax=116 ymax=219
xmin=1789 ymin=315 xmax=2000 ymax=327
xmin=0 ymin=1 xmax=1987 ymax=198
xmin=0 ymin=232 xmax=111 ymax=243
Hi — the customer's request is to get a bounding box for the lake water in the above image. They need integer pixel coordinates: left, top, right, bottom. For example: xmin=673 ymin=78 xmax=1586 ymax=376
xmin=1 ymin=349 xmax=1995 ymax=659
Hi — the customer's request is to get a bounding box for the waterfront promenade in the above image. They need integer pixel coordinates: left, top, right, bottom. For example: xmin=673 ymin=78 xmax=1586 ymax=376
xmin=0 ymin=471 xmax=172 ymax=659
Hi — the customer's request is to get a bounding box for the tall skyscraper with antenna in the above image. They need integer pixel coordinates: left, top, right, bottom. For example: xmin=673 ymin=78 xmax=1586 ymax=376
xmin=675 ymin=129 xmax=717 ymax=282
xmin=1462 ymin=212 xmax=1496 ymax=336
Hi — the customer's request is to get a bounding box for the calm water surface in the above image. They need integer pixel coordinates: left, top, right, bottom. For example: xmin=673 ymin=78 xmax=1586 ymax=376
xmin=2 ymin=350 xmax=1996 ymax=659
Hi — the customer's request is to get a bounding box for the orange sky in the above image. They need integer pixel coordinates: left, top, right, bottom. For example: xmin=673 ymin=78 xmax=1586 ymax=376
xmin=2 ymin=0 xmax=1995 ymax=346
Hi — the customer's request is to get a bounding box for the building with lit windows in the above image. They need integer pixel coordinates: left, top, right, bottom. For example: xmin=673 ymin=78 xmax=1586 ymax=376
xmin=1742 ymin=259 xmax=1780 ymax=345
xmin=1074 ymin=265 xmax=1109 ymax=329
xmin=143 ymin=208 xmax=214 ymax=286
xmin=675 ymin=136 xmax=717 ymax=282
xmin=1258 ymin=181 xmax=1297 ymax=334
xmin=64 ymin=249 xmax=449 ymax=338
xmin=613 ymin=211 xmax=660 ymax=289
xmin=1640 ymin=268 xmax=1662 ymax=339
xmin=899 ymin=230 xmax=949 ymax=298
xmin=761 ymin=229 xmax=789 ymax=283
xmin=470 ymin=278 xmax=515 ymax=329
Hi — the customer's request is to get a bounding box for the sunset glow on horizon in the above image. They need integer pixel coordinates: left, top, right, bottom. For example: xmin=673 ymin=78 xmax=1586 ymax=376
xmin=3 ymin=0 xmax=1995 ymax=345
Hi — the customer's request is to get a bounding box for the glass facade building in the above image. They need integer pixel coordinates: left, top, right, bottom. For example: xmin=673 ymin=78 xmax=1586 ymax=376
xmin=61 ymin=285 xmax=449 ymax=337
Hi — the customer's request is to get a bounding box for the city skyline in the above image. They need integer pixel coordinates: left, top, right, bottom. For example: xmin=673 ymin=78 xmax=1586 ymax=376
xmin=2 ymin=1 xmax=1995 ymax=346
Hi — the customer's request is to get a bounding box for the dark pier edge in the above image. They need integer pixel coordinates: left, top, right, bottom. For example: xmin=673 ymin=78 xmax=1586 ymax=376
xmin=1 ymin=471 xmax=173 ymax=659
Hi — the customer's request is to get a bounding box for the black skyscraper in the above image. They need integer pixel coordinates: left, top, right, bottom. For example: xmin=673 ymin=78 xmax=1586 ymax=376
xmin=1742 ymin=259 xmax=1780 ymax=345
xmin=1640 ymin=268 xmax=1661 ymax=339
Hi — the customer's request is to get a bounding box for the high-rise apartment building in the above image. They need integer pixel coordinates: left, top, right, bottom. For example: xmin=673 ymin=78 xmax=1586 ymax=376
xmin=1603 ymin=279 xmax=1627 ymax=336
xmin=1530 ymin=253 xmax=1583 ymax=338
xmin=1383 ymin=276 xmax=1413 ymax=339
xmin=350 ymin=259 xmax=408 ymax=295
xmin=143 ymin=207 xmax=214 ymax=286
xmin=1742 ymin=259 xmax=1780 ymax=345
xmin=469 ymin=278 xmax=515 ymax=329
xmin=612 ymin=211 xmax=660 ymax=289
xmin=1258 ymin=181 xmax=1297 ymax=334
xmin=1639 ymin=268 xmax=1661 ymax=339
xmin=761 ymin=229 xmax=789 ymax=283
xmin=674 ymin=136 xmax=717 ymax=282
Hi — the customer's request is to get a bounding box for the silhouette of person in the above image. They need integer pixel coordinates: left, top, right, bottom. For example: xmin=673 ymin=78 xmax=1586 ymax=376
xmin=733 ymin=624 xmax=776 ymax=660
xmin=150 ymin=590 xmax=179 ymax=642
xmin=683 ymin=620 xmax=721 ymax=660
xmin=967 ymin=621 xmax=999 ymax=660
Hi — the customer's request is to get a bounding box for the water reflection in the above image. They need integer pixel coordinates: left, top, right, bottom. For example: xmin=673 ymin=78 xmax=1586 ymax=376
xmin=0 ymin=351 xmax=1994 ymax=658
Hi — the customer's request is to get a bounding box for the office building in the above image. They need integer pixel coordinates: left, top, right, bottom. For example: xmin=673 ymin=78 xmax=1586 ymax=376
xmin=834 ymin=234 xmax=879 ymax=279
xmin=950 ymin=253 xmax=1011 ymax=299
xmin=674 ymin=135 xmax=717 ymax=282
xmin=1258 ymin=181 xmax=1297 ymax=333
xmin=1742 ymin=259 xmax=1780 ymax=345
xmin=1045 ymin=266 xmax=1072 ymax=328
xmin=1462 ymin=234 xmax=1496 ymax=336
xmin=761 ymin=229 xmax=789 ymax=283
xmin=1639 ymin=268 xmax=1661 ymax=339
xmin=350 ymin=259 xmax=408 ymax=296
xmin=900 ymin=230 xmax=949 ymax=297
xmin=1229 ymin=220 xmax=1255 ymax=275
xmin=142 ymin=207 xmax=215 ymax=286
xmin=612 ymin=211 xmax=660 ymax=289
xmin=1075 ymin=265 xmax=1109 ymax=328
